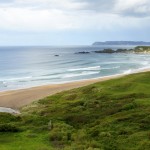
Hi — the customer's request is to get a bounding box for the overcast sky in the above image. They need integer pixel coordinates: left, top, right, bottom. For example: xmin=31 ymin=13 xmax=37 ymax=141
xmin=0 ymin=0 xmax=150 ymax=45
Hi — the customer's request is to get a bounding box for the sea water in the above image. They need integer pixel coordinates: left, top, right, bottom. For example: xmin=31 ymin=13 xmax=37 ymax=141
xmin=0 ymin=45 xmax=150 ymax=91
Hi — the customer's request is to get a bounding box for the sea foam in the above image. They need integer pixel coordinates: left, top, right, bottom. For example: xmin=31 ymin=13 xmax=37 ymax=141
xmin=62 ymin=71 xmax=100 ymax=78
xmin=68 ymin=66 xmax=101 ymax=71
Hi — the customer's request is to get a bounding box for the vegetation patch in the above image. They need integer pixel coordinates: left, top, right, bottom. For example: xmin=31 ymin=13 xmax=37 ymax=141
xmin=0 ymin=71 xmax=150 ymax=149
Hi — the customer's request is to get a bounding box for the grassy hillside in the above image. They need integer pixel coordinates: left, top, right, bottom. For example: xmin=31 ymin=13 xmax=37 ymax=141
xmin=0 ymin=72 xmax=150 ymax=150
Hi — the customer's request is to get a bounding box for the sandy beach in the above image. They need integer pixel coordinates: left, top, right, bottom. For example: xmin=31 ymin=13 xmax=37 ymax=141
xmin=0 ymin=69 xmax=149 ymax=109
xmin=0 ymin=74 xmax=124 ymax=109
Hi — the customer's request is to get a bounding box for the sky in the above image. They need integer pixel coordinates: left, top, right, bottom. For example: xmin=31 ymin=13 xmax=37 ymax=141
xmin=0 ymin=0 xmax=150 ymax=45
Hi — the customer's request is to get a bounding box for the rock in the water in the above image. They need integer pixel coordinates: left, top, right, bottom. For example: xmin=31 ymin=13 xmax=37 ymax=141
xmin=75 ymin=51 xmax=90 ymax=54
xmin=94 ymin=49 xmax=114 ymax=53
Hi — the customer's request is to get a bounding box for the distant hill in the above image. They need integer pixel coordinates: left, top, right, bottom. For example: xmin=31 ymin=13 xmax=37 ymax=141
xmin=92 ymin=41 xmax=150 ymax=45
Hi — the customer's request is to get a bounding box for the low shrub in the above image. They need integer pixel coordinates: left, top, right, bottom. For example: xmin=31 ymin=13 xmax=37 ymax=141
xmin=0 ymin=123 xmax=20 ymax=132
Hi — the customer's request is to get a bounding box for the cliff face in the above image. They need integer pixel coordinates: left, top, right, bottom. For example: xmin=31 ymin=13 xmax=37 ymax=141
xmin=92 ymin=41 xmax=150 ymax=45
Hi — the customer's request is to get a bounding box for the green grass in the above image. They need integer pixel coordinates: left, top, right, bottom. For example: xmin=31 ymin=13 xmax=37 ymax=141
xmin=0 ymin=72 xmax=150 ymax=150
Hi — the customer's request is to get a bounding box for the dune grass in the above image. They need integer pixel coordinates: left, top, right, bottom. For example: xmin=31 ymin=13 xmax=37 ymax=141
xmin=0 ymin=72 xmax=150 ymax=150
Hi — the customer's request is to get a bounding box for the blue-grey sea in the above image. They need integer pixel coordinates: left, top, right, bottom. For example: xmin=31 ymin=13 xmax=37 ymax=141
xmin=0 ymin=45 xmax=150 ymax=91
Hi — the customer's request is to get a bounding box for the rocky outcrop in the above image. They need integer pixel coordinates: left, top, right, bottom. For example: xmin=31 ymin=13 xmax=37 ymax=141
xmin=94 ymin=46 xmax=150 ymax=54
xmin=94 ymin=49 xmax=114 ymax=53
xmin=75 ymin=46 xmax=150 ymax=55
xmin=75 ymin=51 xmax=90 ymax=54
xmin=134 ymin=46 xmax=150 ymax=54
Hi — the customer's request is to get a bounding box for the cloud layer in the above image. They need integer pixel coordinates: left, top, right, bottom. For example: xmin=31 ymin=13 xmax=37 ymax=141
xmin=0 ymin=0 xmax=150 ymax=45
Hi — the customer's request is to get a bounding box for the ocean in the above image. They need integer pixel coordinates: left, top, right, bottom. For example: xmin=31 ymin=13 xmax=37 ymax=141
xmin=0 ymin=45 xmax=150 ymax=91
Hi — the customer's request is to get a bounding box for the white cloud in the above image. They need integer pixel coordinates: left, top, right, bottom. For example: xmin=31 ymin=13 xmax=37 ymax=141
xmin=0 ymin=0 xmax=149 ymax=32
xmin=114 ymin=0 xmax=150 ymax=17
xmin=0 ymin=7 xmax=140 ymax=32
xmin=0 ymin=7 xmax=77 ymax=31
xmin=0 ymin=0 xmax=87 ymax=10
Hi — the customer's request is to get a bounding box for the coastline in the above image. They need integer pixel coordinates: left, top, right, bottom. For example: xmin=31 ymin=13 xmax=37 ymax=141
xmin=0 ymin=68 xmax=149 ymax=109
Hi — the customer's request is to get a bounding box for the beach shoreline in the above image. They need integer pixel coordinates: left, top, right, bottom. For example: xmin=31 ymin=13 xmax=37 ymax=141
xmin=0 ymin=68 xmax=149 ymax=109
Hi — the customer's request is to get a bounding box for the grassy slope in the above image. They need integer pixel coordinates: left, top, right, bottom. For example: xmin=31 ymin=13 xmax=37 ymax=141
xmin=0 ymin=72 xmax=150 ymax=150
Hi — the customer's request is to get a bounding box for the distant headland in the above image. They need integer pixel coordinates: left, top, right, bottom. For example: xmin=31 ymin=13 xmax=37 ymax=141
xmin=92 ymin=41 xmax=150 ymax=45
